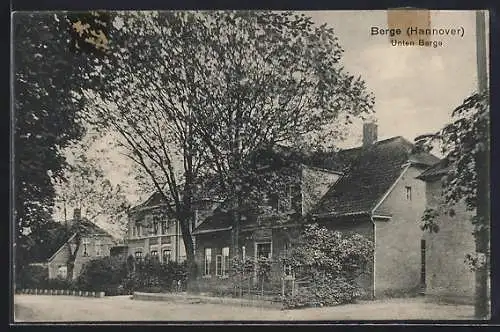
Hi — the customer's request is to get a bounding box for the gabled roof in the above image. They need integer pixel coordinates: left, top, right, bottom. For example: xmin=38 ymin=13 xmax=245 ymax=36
xmin=29 ymin=218 xmax=113 ymax=263
xmin=310 ymin=136 xmax=439 ymax=217
xmin=194 ymin=136 xmax=440 ymax=233
xmin=417 ymin=158 xmax=450 ymax=180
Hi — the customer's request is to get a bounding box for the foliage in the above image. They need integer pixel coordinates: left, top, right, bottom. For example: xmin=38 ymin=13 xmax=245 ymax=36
xmin=53 ymin=136 xmax=131 ymax=235
xmin=13 ymin=12 xmax=111 ymax=274
xmin=282 ymin=224 xmax=373 ymax=308
xmin=415 ymin=90 xmax=490 ymax=318
xmin=123 ymin=255 xmax=188 ymax=293
xmin=416 ymin=90 xmax=489 ymax=235
xmin=84 ymin=11 xmax=374 ymax=266
xmin=76 ymin=255 xmax=129 ymax=295
xmin=15 ymin=265 xmax=49 ymax=290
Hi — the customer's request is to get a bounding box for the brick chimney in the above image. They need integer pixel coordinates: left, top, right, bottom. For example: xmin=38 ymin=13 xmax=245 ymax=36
xmin=363 ymin=121 xmax=378 ymax=147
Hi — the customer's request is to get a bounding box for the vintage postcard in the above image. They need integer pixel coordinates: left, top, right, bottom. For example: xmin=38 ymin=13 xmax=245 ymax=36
xmin=11 ymin=9 xmax=490 ymax=323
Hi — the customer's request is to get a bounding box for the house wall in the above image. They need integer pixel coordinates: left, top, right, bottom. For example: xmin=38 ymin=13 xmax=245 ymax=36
xmin=423 ymin=178 xmax=475 ymax=303
xmin=373 ymin=165 xmax=427 ymax=297
xmin=194 ymin=231 xmax=232 ymax=278
xmin=126 ymin=216 xmax=186 ymax=263
xmin=48 ymin=234 xmax=114 ymax=279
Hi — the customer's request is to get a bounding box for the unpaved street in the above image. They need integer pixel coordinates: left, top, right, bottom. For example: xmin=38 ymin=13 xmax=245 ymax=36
xmin=14 ymin=295 xmax=475 ymax=322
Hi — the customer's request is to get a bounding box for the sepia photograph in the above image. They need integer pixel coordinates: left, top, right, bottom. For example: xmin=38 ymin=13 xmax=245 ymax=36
xmin=11 ymin=9 xmax=490 ymax=323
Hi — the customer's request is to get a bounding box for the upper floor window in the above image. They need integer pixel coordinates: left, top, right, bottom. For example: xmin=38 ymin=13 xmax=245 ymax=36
xmin=290 ymin=184 xmax=302 ymax=213
xmin=405 ymin=186 xmax=412 ymax=201
xmin=82 ymin=239 xmax=90 ymax=257
xmin=95 ymin=240 xmax=102 ymax=256
xmin=152 ymin=218 xmax=159 ymax=235
xmin=269 ymin=193 xmax=280 ymax=211
xmin=161 ymin=220 xmax=168 ymax=235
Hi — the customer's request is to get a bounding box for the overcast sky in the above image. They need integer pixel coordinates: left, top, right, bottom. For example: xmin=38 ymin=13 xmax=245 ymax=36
xmin=303 ymin=10 xmax=485 ymax=148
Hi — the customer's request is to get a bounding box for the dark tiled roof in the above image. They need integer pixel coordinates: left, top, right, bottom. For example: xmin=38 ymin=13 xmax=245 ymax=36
xmin=311 ymin=137 xmax=439 ymax=217
xmin=28 ymin=222 xmax=72 ymax=262
xmin=191 ymin=137 xmax=441 ymax=232
xmin=417 ymin=158 xmax=450 ymax=180
xmin=29 ymin=218 xmax=113 ymax=263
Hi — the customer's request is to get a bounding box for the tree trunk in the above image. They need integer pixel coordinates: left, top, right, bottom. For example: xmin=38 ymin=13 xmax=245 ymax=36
xmin=178 ymin=214 xmax=198 ymax=293
xmin=475 ymin=149 xmax=490 ymax=319
xmin=66 ymin=235 xmax=81 ymax=281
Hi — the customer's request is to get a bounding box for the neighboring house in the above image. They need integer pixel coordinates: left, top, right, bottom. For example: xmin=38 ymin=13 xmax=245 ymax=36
xmin=29 ymin=209 xmax=116 ymax=280
xmin=192 ymin=122 xmax=441 ymax=299
xmin=125 ymin=191 xmax=220 ymax=263
xmin=417 ymin=160 xmax=476 ymax=304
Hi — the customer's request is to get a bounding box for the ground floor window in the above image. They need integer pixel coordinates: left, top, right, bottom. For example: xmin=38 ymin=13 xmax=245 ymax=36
xmin=151 ymin=250 xmax=159 ymax=260
xmin=135 ymin=251 xmax=143 ymax=261
xmin=215 ymin=255 xmax=223 ymax=276
xmin=162 ymin=249 xmax=171 ymax=262
xmin=57 ymin=265 xmax=67 ymax=279
xmin=256 ymin=242 xmax=272 ymax=259
xmin=204 ymin=248 xmax=212 ymax=276
xmin=222 ymin=247 xmax=230 ymax=276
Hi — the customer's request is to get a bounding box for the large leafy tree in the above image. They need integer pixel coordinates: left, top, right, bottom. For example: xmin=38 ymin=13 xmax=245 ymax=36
xmin=416 ymin=90 xmax=490 ymax=319
xmin=86 ymin=11 xmax=373 ymax=279
xmin=13 ymin=12 xmax=110 ymax=274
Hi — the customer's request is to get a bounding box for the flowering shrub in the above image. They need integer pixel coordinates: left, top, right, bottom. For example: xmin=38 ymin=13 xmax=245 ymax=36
xmin=282 ymin=224 xmax=373 ymax=308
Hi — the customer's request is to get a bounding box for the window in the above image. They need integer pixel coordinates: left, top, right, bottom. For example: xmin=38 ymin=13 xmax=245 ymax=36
xmin=95 ymin=240 xmax=102 ymax=256
xmin=405 ymin=186 xmax=412 ymax=200
xmin=269 ymin=193 xmax=280 ymax=211
xmin=161 ymin=220 xmax=168 ymax=235
xmin=82 ymin=239 xmax=90 ymax=257
xmin=215 ymin=255 xmax=223 ymax=276
xmin=420 ymin=239 xmax=426 ymax=286
xmin=135 ymin=224 xmax=141 ymax=237
xmin=152 ymin=218 xmax=159 ymax=235
xmin=151 ymin=250 xmax=159 ymax=260
xmin=162 ymin=249 xmax=171 ymax=262
xmin=290 ymin=184 xmax=302 ymax=213
xmin=204 ymin=248 xmax=212 ymax=275
xmin=132 ymin=225 xmax=136 ymax=237
xmin=256 ymin=242 xmax=272 ymax=259
xmin=284 ymin=264 xmax=293 ymax=277
xmin=242 ymin=246 xmax=246 ymax=261
xmin=222 ymin=247 xmax=230 ymax=276
xmin=135 ymin=251 xmax=143 ymax=261
xmin=57 ymin=265 xmax=67 ymax=279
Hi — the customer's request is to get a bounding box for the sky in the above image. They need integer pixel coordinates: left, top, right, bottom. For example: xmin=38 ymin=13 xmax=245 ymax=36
xmin=56 ymin=10 xmax=488 ymax=216
xmin=302 ymin=10 xmax=485 ymax=148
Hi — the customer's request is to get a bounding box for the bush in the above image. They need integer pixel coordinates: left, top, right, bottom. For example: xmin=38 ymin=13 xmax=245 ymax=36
xmin=282 ymin=224 xmax=373 ymax=308
xmin=16 ymin=265 xmax=49 ymax=290
xmin=77 ymin=255 xmax=129 ymax=295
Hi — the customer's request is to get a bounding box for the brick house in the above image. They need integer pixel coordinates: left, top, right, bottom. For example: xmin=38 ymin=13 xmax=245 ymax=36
xmin=29 ymin=209 xmax=116 ymax=280
xmin=125 ymin=191 xmax=220 ymax=263
xmin=192 ymin=123 xmax=442 ymax=299
xmin=417 ymin=160 xmax=476 ymax=304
